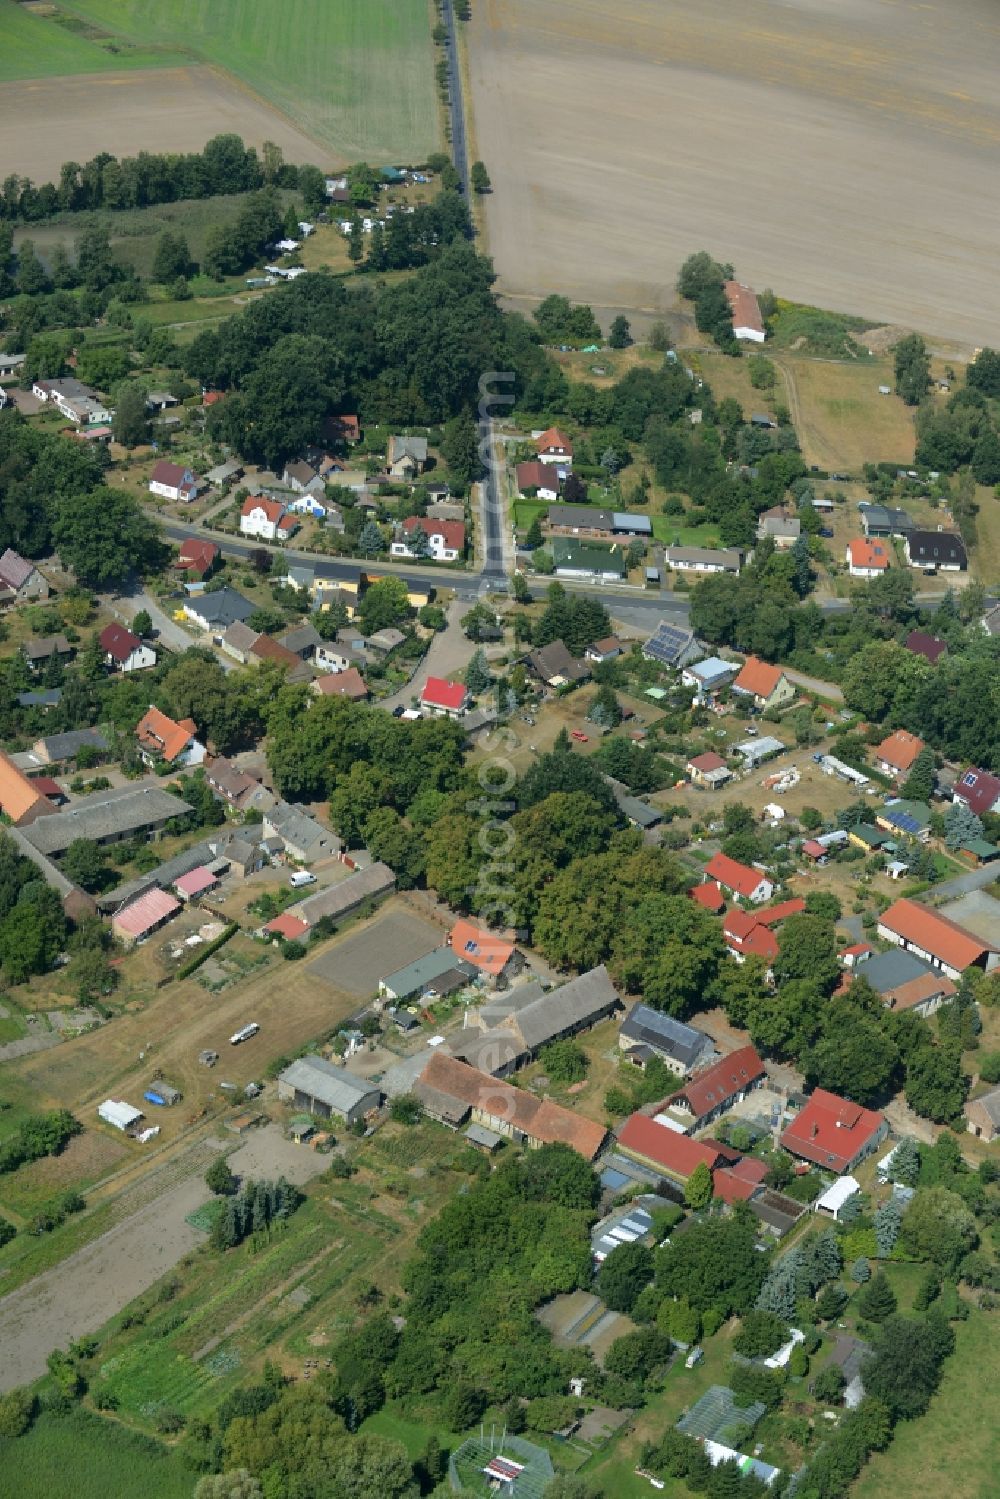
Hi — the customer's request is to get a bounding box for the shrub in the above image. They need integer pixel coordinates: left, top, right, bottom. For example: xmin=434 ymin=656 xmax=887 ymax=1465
xmin=0 ymin=1388 xmax=36 ymax=1437
xmin=734 ymin=1310 xmax=790 ymax=1359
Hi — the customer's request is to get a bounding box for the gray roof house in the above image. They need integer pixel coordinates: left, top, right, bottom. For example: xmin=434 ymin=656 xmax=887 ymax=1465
xmin=23 ymin=634 xmax=74 ymax=668
xmin=22 ymin=784 xmax=193 ymax=854
xmin=859 ymin=503 xmax=913 ymax=537
xmin=619 ymin=1004 xmax=715 ymax=1076
xmin=28 ymin=728 xmax=109 ymax=766
xmin=279 ymin=622 xmax=323 ymax=660
xmin=507 ymin=965 xmax=621 ymax=1055
xmin=387 ymin=435 xmax=428 ymax=476
xmin=756 ymin=512 xmax=800 ymax=546
xmin=277 ymin=1056 xmax=381 ymax=1126
xmin=183 ymin=588 xmax=255 ymax=632
xmin=263 ymin=801 xmax=341 ymax=863
xmin=527 ymin=640 xmax=590 ymax=687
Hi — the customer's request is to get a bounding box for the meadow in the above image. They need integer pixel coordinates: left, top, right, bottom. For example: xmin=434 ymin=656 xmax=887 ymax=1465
xmin=58 ymin=0 xmax=440 ymax=161
xmin=1 ymin=1409 xmax=192 ymax=1499
xmin=0 ymin=0 xmax=183 ymax=80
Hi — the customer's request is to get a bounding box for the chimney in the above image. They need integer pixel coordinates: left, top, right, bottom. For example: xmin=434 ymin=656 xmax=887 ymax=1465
xmin=810 ymin=1122 xmax=818 ymax=1139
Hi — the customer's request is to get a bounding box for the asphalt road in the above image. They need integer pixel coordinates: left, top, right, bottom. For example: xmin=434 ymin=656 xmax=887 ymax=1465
xmin=441 ymin=0 xmax=470 ymax=196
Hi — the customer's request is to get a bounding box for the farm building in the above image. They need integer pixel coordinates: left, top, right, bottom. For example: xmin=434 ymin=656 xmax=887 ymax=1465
xmin=414 ymin=1053 xmax=606 ymax=1159
xmin=617 ymin=1114 xmax=725 ymax=1186
xmin=877 ymin=897 xmax=998 ymax=980
xmin=22 ymin=784 xmax=194 ymax=855
xmin=618 ymin=1004 xmax=715 ymax=1076
xmin=723 ymin=281 xmax=765 ymax=342
xmin=291 ymin=862 xmax=395 ymax=929
xmin=98 ymin=1100 xmax=144 ymax=1132
xmin=665 ymin=1044 xmax=767 ymax=1129
xmin=111 ymin=887 xmax=181 ymax=946
xmin=277 ymin=1056 xmax=381 ymax=1126
xmin=0 ymin=750 xmax=59 ymax=826
xmin=173 ymin=867 xmax=220 ymax=902
xmin=379 ymin=946 xmax=477 ymax=1003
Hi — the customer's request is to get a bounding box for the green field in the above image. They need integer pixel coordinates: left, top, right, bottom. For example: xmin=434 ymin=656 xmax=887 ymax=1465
xmin=56 ymin=0 xmax=440 ymax=160
xmin=0 ymin=0 xmax=184 ymax=81
xmin=1 ymin=1410 xmax=192 ymax=1499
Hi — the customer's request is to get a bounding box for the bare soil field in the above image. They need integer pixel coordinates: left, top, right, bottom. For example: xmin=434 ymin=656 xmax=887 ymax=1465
xmin=308 ymin=903 xmax=444 ymax=997
xmin=470 ymin=0 xmax=1000 ymax=347
xmin=0 ymin=66 xmax=326 ymax=182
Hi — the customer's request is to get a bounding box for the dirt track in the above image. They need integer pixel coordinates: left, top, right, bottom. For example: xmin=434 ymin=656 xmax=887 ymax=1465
xmin=0 ymin=66 xmax=325 ymax=181
xmin=469 ymin=0 xmax=1000 ymax=346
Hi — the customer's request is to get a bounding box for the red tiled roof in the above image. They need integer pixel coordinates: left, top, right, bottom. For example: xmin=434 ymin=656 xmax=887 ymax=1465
xmin=202 ymin=390 xmax=225 ymax=406
xmin=955 ymin=767 xmax=1000 ymax=818
xmin=724 ymin=910 xmax=762 ymax=943
xmin=802 ymin=840 xmax=826 ymax=859
xmin=516 ymin=461 xmax=557 ymax=493
xmin=712 ymin=1167 xmax=759 ymax=1204
xmin=537 ymin=426 xmax=573 ymax=455
xmin=875 ymin=729 xmax=924 ymax=773
xmin=728 ymin=1155 xmax=769 ymax=1185
xmin=402 ymin=515 xmax=465 ymax=551
xmin=176 ymin=538 xmax=218 ymax=573
xmin=417 ymin=1053 xmax=605 ymax=1158
xmin=690 ymin=883 xmax=725 ymax=913
xmin=242 ymin=495 xmax=286 ymax=523
xmin=879 ymin=897 xmax=995 ymax=970
xmin=670 ymin=1045 xmax=766 ymax=1121
xmin=725 ymin=923 xmax=779 ymax=961
xmin=732 ymin=656 xmax=784 ymax=700
xmin=314 ymin=667 xmax=368 ymax=700
xmin=840 ymin=942 xmax=873 ymax=960
xmin=847 ymin=537 xmax=890 ymax=571
xmin=757 ymin=898 xmax=806 ymax=927
xmin=421 ymin=676 xmax=468 ymax=711
xmin=136 ymin=706 xmax=197 ymax=762
xmin=780 ymin=1088 xmax=886 ymax=1172
xmin=99 ymin=622 xmax=141 ymax=663
xmin=688 ymin=751 xmax=728 ymax=773
xmin=723 ymin=280 xmax=764 ymax=335
xmin=618 ymin=1114 xmax=723 ymax=1178
xmin=264 ymin=912 xmax=311 ymax=941
xmin=885 ymin=971 xmax=957 ymax=1011
xmin=31 ymin=776 xmax=63 ymax=799
xmin=449 ymin=919 xmax=516 ymax=977
xmin=704 ymin=851 xmax=770 ymax=899
xmin=249 ymin=634 xmax=303 ymax=671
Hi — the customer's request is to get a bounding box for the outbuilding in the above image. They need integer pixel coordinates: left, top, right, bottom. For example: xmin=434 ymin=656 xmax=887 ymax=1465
xmin=277 ymin=1055 xmax=381 ymax=1126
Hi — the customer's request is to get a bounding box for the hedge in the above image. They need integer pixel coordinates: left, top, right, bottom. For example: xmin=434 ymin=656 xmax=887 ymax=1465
xmin=176 ymin=922 xmax=238 ymax=980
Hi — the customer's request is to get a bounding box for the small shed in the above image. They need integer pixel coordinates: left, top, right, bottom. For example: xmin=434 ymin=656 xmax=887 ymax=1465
xmin=98 ymin=1099 xmax=144 ymax=1132
xmin=173 ymin=866 xmax=220 ymax=901
xmin=143 ymin=1083 xmax=181 ymax=1107
xmin=111 ymin=887 xmax=181 ymax=946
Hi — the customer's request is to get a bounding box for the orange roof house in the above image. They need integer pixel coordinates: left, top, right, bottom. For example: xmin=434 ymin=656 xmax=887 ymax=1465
xmin=536 ymin=427 xmax=573 ymax=462
xmin=668 ymin=1045 xmax=766 ymax=1127
xmin=414 ymin=1052 xmax=605 ymax=1158
xmin=690 ymin=882 xmax=725 ymax=914
xmin=723 ymin=281 xmax=765 ymax=340
xmin=448 ymin=919 xmax=520 ymax=981
xmin=313 ymin=667 xmax=368 ymax=701
xmin=618 ymin=1114 xmax=725 ymax=1184
xmin=731 ymin=656 xmax=794 ymax=710
xmin=846 ymin=538 xmax=890 ymax=576
xmin=877 ymin=896 xmax=997 ymax=980
xmin=874 ymin=729 xmax=924 ymax=777
xmin=135 ymin=706 xmax=204 ymax=766
xmin=0 ymin=750 xmax=58 ymax=826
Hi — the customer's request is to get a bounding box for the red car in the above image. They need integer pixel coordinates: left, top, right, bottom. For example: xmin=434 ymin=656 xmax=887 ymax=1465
xmin=571 ymin=730 xmax=588 ymax=743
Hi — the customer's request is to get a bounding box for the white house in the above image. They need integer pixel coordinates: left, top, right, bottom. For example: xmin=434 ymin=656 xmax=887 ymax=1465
xmin=32 ymin=377 xmax=112 ymax=426
xmin=99 ymin=623 xmax=156 ymax=673
xmin=148 ymin=459 xmax=200 ymax=504
xmin=846 ymin=538 xmax=890 ymax=578
xmin=665 ymin=545 xmax=742 ymax=575
xmin=536 ymin=427 xmax=573 ymax=469
xmin=420 ymin=677 xmax=470 ymax=718
xmin=240 ymin=495 xmax=297 ymax=542
xmin=390 ymin=517 xmax=466 ymax=562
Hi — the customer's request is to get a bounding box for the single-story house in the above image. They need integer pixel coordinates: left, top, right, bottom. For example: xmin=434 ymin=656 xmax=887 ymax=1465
xmin=642 ymin=620 xmax=703 ymax=670
xmin=387 ymin=434 xmax=429 ymax=478
xmin=704 ymin=851 xmax=774 ymax=905
xmin=877 ymin=897 xmax=998 ymax=979
xmin=449 ymin=918 xmax=522 ymax=986
xmin=277 ymin=1056 xmax=381 ymax=1126
xmin=965 ymin=1086 xmax=1000 ymax=1143
xmin=953 ymin=767 xmax=1000 ymax=818
xmin=16 ymin=691 xmax=61 ymax=712
xmin=687 ymin=751 xmax=733 ymax=789
xmin=421 ymin=677 xmax=470 ymax=718
xmin=324 ymin=413 xmax=361 ymax=445
xmin=32 ymin=377 xmax=111 ymax=425
xmin=183 ymin=588 xmax=254 ymax=633
xmin=379 ymin=945 xmax=478 ymax=1003
xmin=681 ymin=657 xmax=737 ymax=696
xmin=516 ymin=461 xmax=560 ymax=501
xmin=731 ymin=657 xmax=795 ymax=711
xmin=314 ymin=667 xmax=368 ymax=701
xmin=249 ymin=634 xmax=313 ymax=682
xmin=780 ymin=1089 xmax=888 ymax=1173
xmin=527 ymin=639 xmax=590 ymax=687
xmin=136 ymin=706 xmax=205 ymax=767
xmin=874 ymin=729 xmax=924 ymax=780
xmin=111 ymin=887 xmax=182 ymax=947
xmin=219 ymin=621 xmax=260 ymax=665
xmin=100 ymin=623 xmax=156 ymax=673
xmin=367 ymin=628 xmax=407 ymax=654
xmin=904 ymin=630 xmax=947 ymax=666
xmin=665 ymin=546 xmax=742 ymax=575
xmin=23 ymin=635 xmax=74 ymax=671
xmin=205 ymin=460 xmax=244 ymax=488
xmin=149 ymin=459 xmax=200 ymax=504
xmin=724 ymin=280 xmax=765 ymax=341
xmin=618 ymin=1114 xmax=725 ymax=1186
xmin=756 ymin=509 xmax=800 ymax=548
xmin=546 ymin=504 xmax=616 ymax=536
xmin=847 ymin=823 xmax=891 ymax=853
xmin=875 ymin=799 xmax=931 ymax=842
xmin=666 ymin=1044 xmax=767 ymax=1130
xmin=846 ymin=538 xmax=890 ymax=578
xmin=0 ymin=547 xmax=48 ymax=601
xmin=282 ymin=459 xmax=324 ymax=493
xmin=690 ymin=882 xmax=726 ymax=914
xmin=585 ymin=636 xmax=622 ymax=664
xmin=904 ymin=530 xmax=967 ymax=571
xmin=174 ymin=538 xmax=219 ymax=578
xmin=263 ymin=912 xmax=311 ymax=944
xmin=618 ymin=1004 xmax=714 ymax=1076
xmin=551 ymin=539 xmax=626 ymax=581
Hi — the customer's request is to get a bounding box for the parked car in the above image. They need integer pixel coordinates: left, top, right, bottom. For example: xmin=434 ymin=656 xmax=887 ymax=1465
xmin=820 ymin=527 xmax=834 ymax=538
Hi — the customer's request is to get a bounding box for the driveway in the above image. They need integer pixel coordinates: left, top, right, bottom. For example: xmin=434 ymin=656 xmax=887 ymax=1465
xmin=379 ymin=599 xmax=471 ymax=712
xmin=115 ymin=587 xmax=236 ymax=671
xmin=784 ymin=668 xmax=844 ymax=703
xmin=925 ymin=862 xmax=1000 ymax=900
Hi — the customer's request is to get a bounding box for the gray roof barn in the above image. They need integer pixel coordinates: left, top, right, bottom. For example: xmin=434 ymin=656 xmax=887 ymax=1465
xmin=31 ymin=727 xmax=109 ymax=765
xmin=514 ymin=965 xmax=621 ymax=1053
xmin=277 ymin=1056 xmax=380 ymax=1120
xmin=263 ymin=801 xmax=341 ymax=861
xmin=856 ymin=948 xmax=936 ymax=994
xmin=23 ymin=784 xmax=193 ymax=855
xmin=293 ymin=862 xmax=395 ymax=924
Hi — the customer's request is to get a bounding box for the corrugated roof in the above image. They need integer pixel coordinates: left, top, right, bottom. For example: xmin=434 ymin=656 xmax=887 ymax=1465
xmin=173 ymin=867 xmax=218 ymax=898
xmin=23 ymin=785 xmax=193 ymax=854
xmin=113 ymin=887 xmax=180 ymax=937
xmin=279 ymin=1055 xmax=378 ymax=1113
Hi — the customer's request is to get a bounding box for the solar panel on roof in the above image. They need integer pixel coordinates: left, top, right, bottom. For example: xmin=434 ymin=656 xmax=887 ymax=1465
xmin=644 ymin=621 xmax=692 ymax=664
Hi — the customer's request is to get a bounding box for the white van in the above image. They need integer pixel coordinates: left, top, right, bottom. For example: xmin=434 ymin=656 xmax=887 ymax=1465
xmin=289 ymin=871 xmax=316 ymax=889
xmin=230 ymin=1023 xmax=260 ymax=1045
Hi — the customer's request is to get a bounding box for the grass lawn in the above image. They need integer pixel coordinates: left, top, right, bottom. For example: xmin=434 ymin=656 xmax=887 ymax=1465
xmin=1 ymin=1408 xmax=191 ymax=1499
xmin=854 ymin=1306 xmax=1000 ymax=1499
xmin=60 ymin=0 xmax=440 ymax=160
xmin=0 ymin=0 xmax=184 ymax=80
